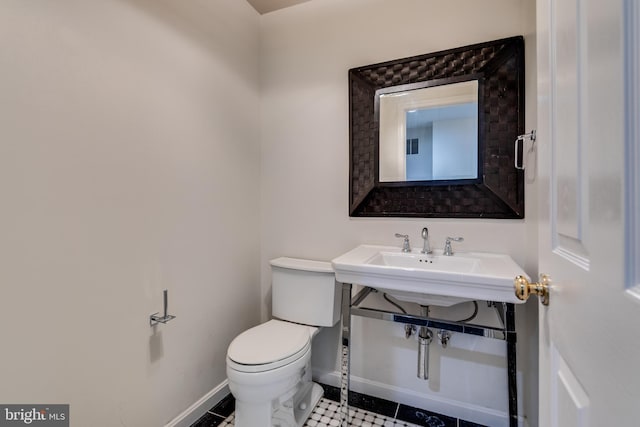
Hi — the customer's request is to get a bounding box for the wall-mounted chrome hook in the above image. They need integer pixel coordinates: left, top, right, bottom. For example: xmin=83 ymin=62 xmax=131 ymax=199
xmin=515 ymin=129 xmax=537 ymax=170
xmin=150 ymin=289 xmax=176 ymax=326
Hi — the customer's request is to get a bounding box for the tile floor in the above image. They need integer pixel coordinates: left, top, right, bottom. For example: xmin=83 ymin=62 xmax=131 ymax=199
xmin=190 ymin=384 xmax=488 ymax=427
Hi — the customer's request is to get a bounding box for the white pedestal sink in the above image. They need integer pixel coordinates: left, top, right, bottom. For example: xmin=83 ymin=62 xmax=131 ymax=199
xmin=332 ymin=245 xmax=528 ymax=306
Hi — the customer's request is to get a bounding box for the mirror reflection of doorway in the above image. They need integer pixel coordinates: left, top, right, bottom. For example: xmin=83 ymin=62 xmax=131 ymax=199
xmin=379 ymin=80 xmax=478 ymax=182
xmin=405 ymin=102 xmax=477 ymax=181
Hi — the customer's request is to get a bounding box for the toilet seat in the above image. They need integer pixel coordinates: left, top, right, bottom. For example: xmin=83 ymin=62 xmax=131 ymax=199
xmin=227 ymin=320 xmax=315 ymax=373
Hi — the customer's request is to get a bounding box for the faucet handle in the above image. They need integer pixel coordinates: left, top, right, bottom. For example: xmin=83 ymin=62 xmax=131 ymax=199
xmin=444 ymin=236 xmax=464 ymax=256
xmin=395 ymin=233 xmax=411 ymax=253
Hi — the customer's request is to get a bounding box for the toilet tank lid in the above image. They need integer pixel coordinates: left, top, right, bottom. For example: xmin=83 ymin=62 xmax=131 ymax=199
xmin=270 ymin=257 xmax=333 ymax=273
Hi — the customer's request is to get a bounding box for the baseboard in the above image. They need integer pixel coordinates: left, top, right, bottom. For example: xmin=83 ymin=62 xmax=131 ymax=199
xmin=313 ymin=370 xmax=528 ymax=427
xmin=165 ymin=380 xmax=230 ymax=427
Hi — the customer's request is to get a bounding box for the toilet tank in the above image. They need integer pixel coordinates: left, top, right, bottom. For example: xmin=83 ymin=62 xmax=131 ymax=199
xmin=270 ymin=257 xmax=341 ymax=327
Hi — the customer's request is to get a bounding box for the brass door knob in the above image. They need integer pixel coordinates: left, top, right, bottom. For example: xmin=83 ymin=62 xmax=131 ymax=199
xmin=514 ymin=274 xmax=550 ymax=305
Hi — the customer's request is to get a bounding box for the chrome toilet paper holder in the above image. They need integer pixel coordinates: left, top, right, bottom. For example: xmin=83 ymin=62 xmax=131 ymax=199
xmin=150 ymin=289 xmax=176 ymax=326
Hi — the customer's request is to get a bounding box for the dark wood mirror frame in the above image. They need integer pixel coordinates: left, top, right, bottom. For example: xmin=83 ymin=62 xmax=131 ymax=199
xmin=349 ymin=36 xmax=525 ymax=218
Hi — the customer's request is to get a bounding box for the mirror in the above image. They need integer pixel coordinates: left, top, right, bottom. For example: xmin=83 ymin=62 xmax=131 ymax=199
xmin=378 ymin=80 xmax=479 ymax=182
xmin=348 ymin=36 xmax=525 ymax=218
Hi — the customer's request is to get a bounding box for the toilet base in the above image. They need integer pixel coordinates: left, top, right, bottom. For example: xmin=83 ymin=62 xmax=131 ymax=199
xmin=291 ymin=382 xmax=323 ymax=426
xmin=234 ymin=382 xmax=323 ymax=427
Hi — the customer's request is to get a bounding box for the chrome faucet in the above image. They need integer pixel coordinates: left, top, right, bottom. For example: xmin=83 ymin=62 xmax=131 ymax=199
xmin=443 ymin=236 xmax=464 ymax=256
xmin=421 ymin=227 xmax=432 ymax=254
xmin=395 ymin=233 xmax=411 ymax=252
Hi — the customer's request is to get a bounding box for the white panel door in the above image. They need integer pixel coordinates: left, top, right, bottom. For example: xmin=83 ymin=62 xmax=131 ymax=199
xmin=537 ymin=0 xmax=640 ymax=426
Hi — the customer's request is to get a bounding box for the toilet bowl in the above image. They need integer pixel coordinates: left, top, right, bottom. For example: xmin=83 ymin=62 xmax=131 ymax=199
xmin=227 ymin=320 xmax=322 ymax=427
xmin=226 ymin=258 xmax=340 ymax=427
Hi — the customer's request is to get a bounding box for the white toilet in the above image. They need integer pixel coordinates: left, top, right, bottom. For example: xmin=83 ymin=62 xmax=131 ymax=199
xmin=226 ymin=257 xmax=341 ymax=427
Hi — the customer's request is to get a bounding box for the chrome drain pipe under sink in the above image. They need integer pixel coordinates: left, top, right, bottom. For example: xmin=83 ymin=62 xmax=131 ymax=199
xmin=417 ymin=327 xmax=433 ymax=379
xmin=417 ymin=305 xmax=433 ymax=380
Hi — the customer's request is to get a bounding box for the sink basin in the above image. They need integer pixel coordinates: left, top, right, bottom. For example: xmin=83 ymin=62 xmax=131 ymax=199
xmin=332 ymin=245 xmax=528 ymax=307
xmin=368 ymin=251 xmax=479 ymax=272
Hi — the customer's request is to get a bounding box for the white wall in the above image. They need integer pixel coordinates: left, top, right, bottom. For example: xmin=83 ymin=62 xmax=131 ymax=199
xmin=260 ymin=0 xmax=538 ymax=425
xmin=0 ymin=1 xmax=260 ymax=426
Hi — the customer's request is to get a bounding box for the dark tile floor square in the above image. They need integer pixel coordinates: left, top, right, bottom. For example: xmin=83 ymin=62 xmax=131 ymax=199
xmin=210 ymin=394 xmax=235 ymax=418
xmin=459 ymin=420 xmax=489 ymax=427
xmin=396 ymin=404 xmax=457 ymax=427
xmin=319 ymin=383 xmax=341 ymax=402
xmin=191 ymin=412 xmax=225 ymax=427
xmin=347 ymin=389 xmax=398 ymax=418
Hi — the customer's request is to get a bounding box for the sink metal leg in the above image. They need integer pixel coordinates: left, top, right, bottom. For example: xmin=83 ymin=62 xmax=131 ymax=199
xmin=339 ymin=283 xmax=352 ymax=427
xmin=505 ymin=303 xmax=518 ymax=427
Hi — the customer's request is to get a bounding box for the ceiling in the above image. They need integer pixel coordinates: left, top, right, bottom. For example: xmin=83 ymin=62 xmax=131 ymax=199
xmin=246 ymin=0 xmax=311 ymax=14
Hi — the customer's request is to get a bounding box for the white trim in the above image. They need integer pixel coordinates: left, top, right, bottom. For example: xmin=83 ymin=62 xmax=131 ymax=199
xmin=313 ymin=369 xmax=528 ymax=427
xmin=626 ymin=286 xmax=640 ymax=301
xmin=549 ymin=0 xmax=591 ymax=268
xmin=625 ymin=0 xmax=640 ymax=297
xmin=552 ymin=246 xmax=589 ymax=271
xmin=164 ymin=380 xmax=230 ymax=427
xmin=550 ymin=343 xmax=590 ymax=427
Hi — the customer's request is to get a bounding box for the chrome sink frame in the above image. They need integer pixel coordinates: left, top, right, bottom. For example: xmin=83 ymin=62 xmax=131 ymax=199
xmin=337 ymin=283 xmax=518 ymax=427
